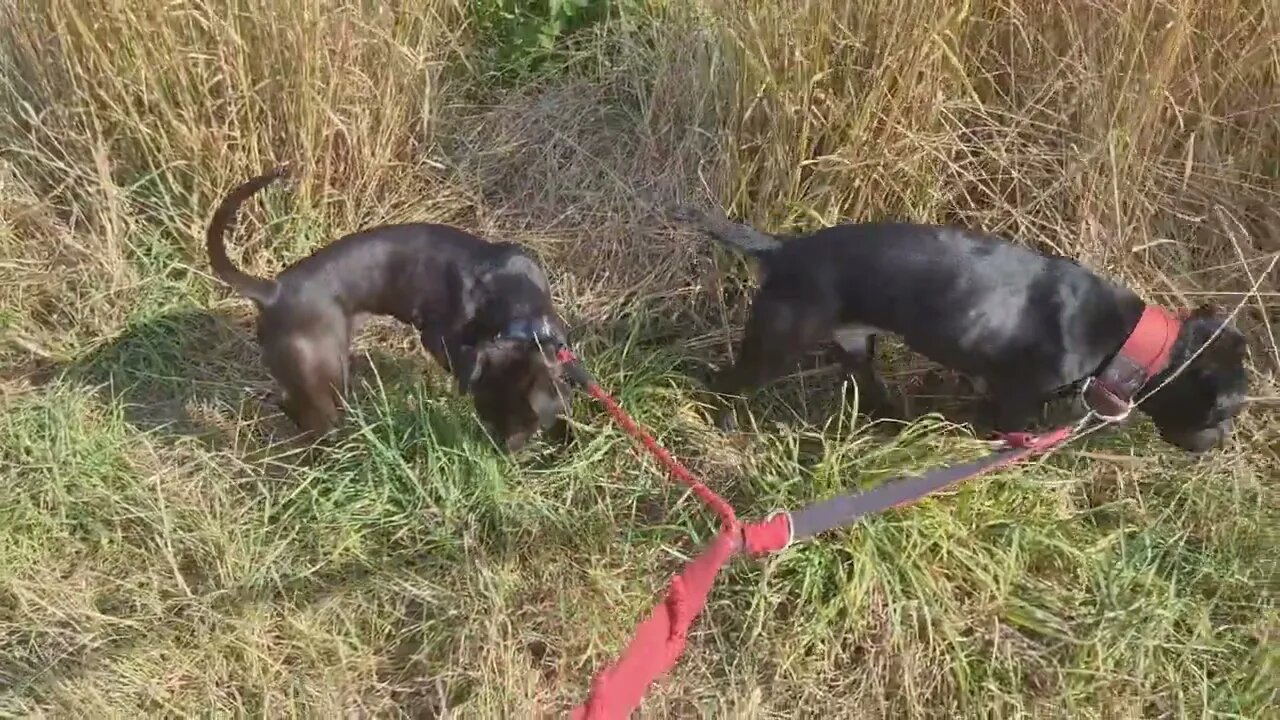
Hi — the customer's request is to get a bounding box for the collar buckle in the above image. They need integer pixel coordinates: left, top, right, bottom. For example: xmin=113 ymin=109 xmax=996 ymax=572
xmin=500 ymin=316 xmax=563 ymax=349
xmin=1080 ymin=376 xmax=1133 ymax=422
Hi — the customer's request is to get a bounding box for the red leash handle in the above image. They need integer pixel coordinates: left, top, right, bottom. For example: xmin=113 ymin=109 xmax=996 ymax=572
xmin=558 ymin=348 xmax=745 ymax=718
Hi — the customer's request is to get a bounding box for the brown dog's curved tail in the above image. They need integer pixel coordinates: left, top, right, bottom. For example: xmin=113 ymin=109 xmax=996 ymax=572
xmin=206 ymin=164 xmax=291 ymax=306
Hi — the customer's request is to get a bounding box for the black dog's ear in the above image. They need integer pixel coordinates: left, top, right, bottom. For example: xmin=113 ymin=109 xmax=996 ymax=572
xmin=1184 ymin=303 xmax=1246 ymax=368
xmin=1189 ymin=302 xmax=1223 ymax=320
xmin=1201 ymin=327 xmax=1248 ymax=368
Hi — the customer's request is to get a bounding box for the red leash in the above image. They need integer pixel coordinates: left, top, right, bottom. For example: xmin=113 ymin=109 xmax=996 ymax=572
xmin=577 ymin=381 xmax=739 ymax=528
xmin=556 ymin=348 xmax=1075 ymax=719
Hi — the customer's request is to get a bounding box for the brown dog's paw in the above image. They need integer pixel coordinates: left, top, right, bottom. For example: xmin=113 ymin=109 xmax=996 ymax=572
xmin=249 ymin=386 xmax=282 ymax=406
xmin=544 ymin=416 xmax=573 ymax=447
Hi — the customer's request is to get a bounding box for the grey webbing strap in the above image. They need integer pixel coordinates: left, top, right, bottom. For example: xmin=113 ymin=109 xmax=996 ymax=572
xmin=787 ymin=446 xmax=1031 ymax=543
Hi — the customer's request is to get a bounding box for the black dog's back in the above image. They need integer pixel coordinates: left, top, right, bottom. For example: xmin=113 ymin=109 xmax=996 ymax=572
xmin=758 ymin=222 xmax=1141 ymax=386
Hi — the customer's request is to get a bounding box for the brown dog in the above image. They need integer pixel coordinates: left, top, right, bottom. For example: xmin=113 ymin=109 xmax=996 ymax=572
xmin=206 ymin=166 xmax=571 ymax=450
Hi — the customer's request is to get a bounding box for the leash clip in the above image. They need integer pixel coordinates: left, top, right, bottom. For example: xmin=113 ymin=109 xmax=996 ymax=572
xmin=1080 ymin=376 xmax=1133 ymax=423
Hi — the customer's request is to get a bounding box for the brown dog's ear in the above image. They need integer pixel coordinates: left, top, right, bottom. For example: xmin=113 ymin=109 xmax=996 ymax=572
xmin=465 ymin=340 xmax=521 ymax=394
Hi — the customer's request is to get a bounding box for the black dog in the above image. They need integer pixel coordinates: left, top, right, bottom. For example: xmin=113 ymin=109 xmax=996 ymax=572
xmin=670 ymin=205 xmax=1248 ymax=452
xmin=207 ymin=165 xmax=571 ymax=451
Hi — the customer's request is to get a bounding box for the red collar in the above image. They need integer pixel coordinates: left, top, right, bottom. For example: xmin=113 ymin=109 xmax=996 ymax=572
xmin=1083 ymin=305 xmax=1181 ymax=419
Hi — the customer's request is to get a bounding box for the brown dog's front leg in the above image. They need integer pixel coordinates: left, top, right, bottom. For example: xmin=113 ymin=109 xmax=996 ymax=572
xmin=419 ymin=329 xmax=477 ymax=393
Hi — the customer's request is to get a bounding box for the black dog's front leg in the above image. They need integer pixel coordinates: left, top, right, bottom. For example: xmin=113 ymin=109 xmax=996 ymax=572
xmin=985 ymin=384 xmax=1046 ymax=434
xmin=710 ymin=346 xmax=794 ymax=432
xmin=830 ymin=327 xmax=900 ymax=419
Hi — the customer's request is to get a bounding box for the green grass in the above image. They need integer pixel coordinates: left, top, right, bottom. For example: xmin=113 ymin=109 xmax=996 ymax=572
xmin=2 ymin=0 xmax=1277 ymax=716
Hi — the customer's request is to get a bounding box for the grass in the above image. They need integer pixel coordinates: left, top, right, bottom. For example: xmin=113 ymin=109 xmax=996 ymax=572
xmin=1 ymin=0 xmax=1277 ymax=716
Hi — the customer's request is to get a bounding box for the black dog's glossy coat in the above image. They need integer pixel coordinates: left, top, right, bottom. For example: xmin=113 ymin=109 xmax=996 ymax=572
xmin=675 ymin=207 xmax=1248 ymax=452
xmin=206 ymin=166 xmax=570 ymax=450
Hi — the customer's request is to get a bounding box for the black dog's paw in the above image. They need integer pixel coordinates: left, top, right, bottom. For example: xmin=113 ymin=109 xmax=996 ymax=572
xmin=715 ymin=406 xmax=739 ymax=433
xmin=864 ymin=397 xmax=906 ymax=422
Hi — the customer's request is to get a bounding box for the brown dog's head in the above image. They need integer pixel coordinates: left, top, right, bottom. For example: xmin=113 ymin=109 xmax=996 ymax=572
xmin=1141 ymin=305 xmax=1249 ymax=453
xmin=467 ymin=322 xmax=572 ymax=453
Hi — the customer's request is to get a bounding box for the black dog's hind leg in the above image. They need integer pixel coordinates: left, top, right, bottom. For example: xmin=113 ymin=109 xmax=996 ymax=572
xmin=712 ymin=296 xmax=835 ymax=431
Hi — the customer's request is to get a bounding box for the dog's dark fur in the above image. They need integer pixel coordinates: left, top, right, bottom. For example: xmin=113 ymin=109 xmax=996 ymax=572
xmin=206 ymin=166 xmax=570 ymax=451
xmin=672 ymin=206 xmax=1248 ymax=452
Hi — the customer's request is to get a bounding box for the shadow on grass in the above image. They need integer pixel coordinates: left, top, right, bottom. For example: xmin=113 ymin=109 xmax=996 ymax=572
xmin=10 ymin=305 xmax=496 ymax=460
xmin=0 ymin=307 xmax=510 ymax=704
xmin=2 ymin=307 xmax=723 ymax=713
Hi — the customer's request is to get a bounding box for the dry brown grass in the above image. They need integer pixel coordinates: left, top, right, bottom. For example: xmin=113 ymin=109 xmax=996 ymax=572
xmin=1 ymin=0 xmax=1277 ymax=716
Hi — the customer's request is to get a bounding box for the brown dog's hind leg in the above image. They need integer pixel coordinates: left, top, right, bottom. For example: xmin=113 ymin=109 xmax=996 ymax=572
xmin=268 ymin=334 xmax=346 ymax=439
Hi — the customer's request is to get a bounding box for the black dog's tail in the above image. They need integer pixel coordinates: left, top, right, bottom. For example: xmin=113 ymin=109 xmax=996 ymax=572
xmin=206 ymin=164 xmax=291 ymax=306
xmin=662 ymin=202 xmax=782 ymax=259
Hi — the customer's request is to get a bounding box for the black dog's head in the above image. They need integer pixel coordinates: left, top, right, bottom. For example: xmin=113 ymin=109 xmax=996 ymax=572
xmin=467 ymin=327 xmax=572 ymax=453
xmin=1141 ymin=305 xmax=1249 ymax=452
